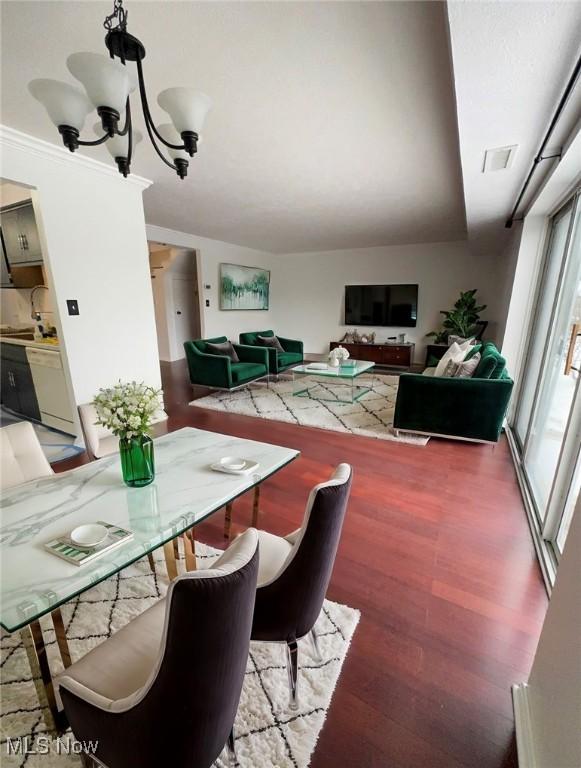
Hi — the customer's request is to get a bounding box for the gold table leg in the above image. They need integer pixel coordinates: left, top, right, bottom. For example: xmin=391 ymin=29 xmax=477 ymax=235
xmin=51 ymin=608 xmax=72 ymax=669
xmin=21 ymin=621 xmax=62 ymax=735
xmin=183 ymin=529 xmax=197 ymax=571
xmin=252 ymin=484 xmax=261 ymax=528
xmin=163 ymin=539 xmax=178 ymax=580
xmin=146 ymin=552 xmax=156 ymax=574
xmin=224 ymin=501 xmax=234 ymax=541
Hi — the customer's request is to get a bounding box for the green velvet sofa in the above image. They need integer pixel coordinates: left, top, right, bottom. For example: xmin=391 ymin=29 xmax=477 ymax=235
xmin=184 ymin=336 xmax=269 ymax=390
xmin=393 ymin=341 xmax=513 ymax=443
xmin=238 ymin=330 xmax=304 ymax=375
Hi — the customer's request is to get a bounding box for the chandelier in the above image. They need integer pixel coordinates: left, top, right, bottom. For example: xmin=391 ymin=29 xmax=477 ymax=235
xmin=28 ymin=0 xmax=212 ymax=179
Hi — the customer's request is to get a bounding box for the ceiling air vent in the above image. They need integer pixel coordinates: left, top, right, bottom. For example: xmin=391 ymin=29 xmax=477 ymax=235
xmin=482 ymin=145 xmax=518 ymax=173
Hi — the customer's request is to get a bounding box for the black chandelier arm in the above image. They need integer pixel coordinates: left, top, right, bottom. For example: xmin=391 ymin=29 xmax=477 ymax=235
xmin=126 ymin=98 xmax=133 ymax=166
xmin=77 ymin=132 xmax=110 ymax=147
xmin=135 ymin=57 xmax=186 ymax=150
xmin=140 ymin=100 xmax=181 ymax=172
xmin=116 ymin=97 xmax=131 ymax=137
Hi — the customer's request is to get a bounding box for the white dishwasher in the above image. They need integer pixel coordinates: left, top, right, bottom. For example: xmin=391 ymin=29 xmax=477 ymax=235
xmin=26 ymin=347 xmax=75 ymax=434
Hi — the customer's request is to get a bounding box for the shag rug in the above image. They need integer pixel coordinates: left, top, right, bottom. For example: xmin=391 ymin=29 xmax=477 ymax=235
xmin=0 ymin=407 xmax=83 ymax=464
xmin=190 ymin=375 xmax=428 ymax=446
xmin=0 ymin=544 xmax=360 ymax=768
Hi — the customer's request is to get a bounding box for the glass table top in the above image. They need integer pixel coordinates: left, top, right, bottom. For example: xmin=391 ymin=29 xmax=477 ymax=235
xmin=0 ymin=427 xmax=299 ymax=633
xmin=292 ymin=360 xmax=375 ymax=378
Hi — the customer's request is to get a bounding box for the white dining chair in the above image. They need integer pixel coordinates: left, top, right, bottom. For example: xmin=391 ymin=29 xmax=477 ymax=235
xmin=0 ymin=421 xmax=54 ymax=490
xmin=78 ymin=403 xmax=168 ymax=460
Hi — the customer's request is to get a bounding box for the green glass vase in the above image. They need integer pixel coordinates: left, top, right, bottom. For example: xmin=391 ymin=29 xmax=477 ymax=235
xmin=119 ymin=435 xmax=155 ymax=488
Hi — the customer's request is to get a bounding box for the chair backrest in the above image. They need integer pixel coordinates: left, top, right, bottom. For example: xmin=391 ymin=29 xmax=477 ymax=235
xmin=253 ymin=464 xmax=352 ymax=642
xmin=78 ymin=403 xmax=112 ymax=460
xmin=60 ymin=529 xmax=259 ymax=768
xmin=78 ymin=403 xmax=168 ymax=461
xmin=0 ymin=421 xmax=53 ymax=490
xmin=239 ymin=330 xmax=273 ymax=346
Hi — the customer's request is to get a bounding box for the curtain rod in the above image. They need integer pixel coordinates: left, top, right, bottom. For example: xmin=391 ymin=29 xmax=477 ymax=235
xmin=505 ymin=52 xmax=581 ymax=228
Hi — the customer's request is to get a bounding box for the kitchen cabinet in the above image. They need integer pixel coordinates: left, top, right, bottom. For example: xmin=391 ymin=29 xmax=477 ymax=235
xmin=0 ymin=202 xmax=43 ymax=266
xmin=1 ymin=236 xmax=12 ymax=287
xmin=0 ymin=343 xmax=41 ymax=421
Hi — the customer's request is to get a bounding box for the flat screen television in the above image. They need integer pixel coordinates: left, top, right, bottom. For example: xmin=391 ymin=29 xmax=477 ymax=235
xmin=344 ymin=284 xmax=418 ymax=327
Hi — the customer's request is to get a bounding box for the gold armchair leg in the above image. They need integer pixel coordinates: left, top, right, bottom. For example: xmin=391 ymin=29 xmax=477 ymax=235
xmin=21 ymin=621 xmax=62 ymax=735
xmin=224 ymin=501 xmax=234 ymax=541
xmin=183 ymin=529 xmax=197 ymax=571
xmin=51 ymin=608 xmax=72 ymax=669
xmin=163 ymin=539 xmax=178 ymax=581
xmin=252 ymin=484 xmax=261 ymax=528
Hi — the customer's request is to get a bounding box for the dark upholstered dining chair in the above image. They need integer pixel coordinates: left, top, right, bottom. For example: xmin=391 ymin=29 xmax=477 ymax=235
xmin=251 ymin=464 xmax=352 ymax=710
xmin=56 ymin=529 xmax=259 ymax=768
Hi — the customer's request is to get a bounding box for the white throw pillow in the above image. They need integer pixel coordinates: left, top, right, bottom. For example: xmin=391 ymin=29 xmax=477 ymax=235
xmin=448 ymin=335 xmax=475 ymax=350
xmin=434 ymin=342 xmax=465 ymax=377
xmin=453 ymin=352 xmax=481 ymax=378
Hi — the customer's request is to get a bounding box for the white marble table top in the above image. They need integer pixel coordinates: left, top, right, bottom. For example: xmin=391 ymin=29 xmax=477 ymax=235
xmin=0 ymin=427 xmax=299 ymax=633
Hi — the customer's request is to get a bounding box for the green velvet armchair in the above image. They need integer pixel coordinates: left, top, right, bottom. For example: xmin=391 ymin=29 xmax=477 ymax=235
xmin=238 ymin=330 xmax=303 ymax=375
xmin=393 ymin=342 xmax=513 ymax=443
xmin=184 ymin=337 xmax=269 ymax=390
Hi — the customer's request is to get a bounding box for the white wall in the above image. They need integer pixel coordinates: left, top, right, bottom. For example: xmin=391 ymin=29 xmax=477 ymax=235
xmin=146 ymin=224 xmax=278 ymax=343
xmin=271 ymin=241 xmax=502 ymax=362
xmin=1 ymin=127 xmax=161 ymax=413
xmin=149 ymin=248 xmax=172 ymax=362
xmin=513 ymin=497 xmax=581 ymax=768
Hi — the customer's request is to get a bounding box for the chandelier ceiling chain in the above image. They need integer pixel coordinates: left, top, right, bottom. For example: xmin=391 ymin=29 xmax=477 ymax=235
xmin=28 ymin=0 xmax=212 ymax=180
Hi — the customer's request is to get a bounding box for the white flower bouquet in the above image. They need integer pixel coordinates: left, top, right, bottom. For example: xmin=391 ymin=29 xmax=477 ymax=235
xmin=329 ymin=346 xmax=350 ymax=367
xmin=93 ymin=381 xmax=162 ymax=440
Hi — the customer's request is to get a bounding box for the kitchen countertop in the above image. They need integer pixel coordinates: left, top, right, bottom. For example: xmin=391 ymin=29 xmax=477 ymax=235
xmin=0 ymin=336 xmax=60 ymax=351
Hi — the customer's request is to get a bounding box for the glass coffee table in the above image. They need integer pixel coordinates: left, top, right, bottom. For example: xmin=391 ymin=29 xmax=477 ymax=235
xmin=292 ymin=360 xmax=375 ymax=404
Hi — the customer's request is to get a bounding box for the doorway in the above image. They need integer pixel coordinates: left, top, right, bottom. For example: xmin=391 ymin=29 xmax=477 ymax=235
xmin=148 ymin=242 xmax=202 ymax=362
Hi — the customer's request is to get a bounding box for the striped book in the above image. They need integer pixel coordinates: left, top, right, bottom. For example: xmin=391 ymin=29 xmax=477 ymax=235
xmin=45 ymin=522 xmax=134 ymax=566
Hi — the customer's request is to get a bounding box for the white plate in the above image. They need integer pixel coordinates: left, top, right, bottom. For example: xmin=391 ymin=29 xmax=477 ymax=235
xmin=210 ymin=458 xmax=260 ymax=475
xmin=70 ymin=523 xmax=109 ymax=548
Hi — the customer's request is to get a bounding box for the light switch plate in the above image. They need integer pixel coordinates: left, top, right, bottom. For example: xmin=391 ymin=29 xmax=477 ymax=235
xmin=66 ymin=299 xmax=79 ymax=316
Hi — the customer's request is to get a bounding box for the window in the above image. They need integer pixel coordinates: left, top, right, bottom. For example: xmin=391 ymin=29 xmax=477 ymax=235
xmin=510 ymin=189 xmax=581 ymax=572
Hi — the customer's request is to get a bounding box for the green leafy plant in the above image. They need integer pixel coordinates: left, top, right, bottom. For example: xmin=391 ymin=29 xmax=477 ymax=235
xmin=427 ymin=289 xmax=487 ymax=342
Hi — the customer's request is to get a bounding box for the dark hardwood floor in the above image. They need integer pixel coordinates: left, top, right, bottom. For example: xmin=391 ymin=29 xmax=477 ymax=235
xmin=56 ymin=360 xmax=548 ymax=768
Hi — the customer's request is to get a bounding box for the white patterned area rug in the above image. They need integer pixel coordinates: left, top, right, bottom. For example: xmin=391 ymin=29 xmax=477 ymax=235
xmin=190 ymin=375 xmax=428 ymax=446
xmin=0 ymin=544 xmax=360 ymax=768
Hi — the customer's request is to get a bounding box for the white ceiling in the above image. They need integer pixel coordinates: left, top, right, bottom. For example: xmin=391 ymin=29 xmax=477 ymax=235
xmin=447 ymin=0 xmax=581 ymax=254
xmin=1 ymin=1 xmax=467 ymax=253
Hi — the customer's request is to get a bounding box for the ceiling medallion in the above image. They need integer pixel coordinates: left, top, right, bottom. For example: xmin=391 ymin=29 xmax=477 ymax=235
xmin=28 ymin=0 xmax=212 ymax=179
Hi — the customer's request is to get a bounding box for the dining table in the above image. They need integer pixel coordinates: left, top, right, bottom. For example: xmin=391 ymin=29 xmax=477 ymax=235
xmin=0 ymin=426 xmax=299 ymax=734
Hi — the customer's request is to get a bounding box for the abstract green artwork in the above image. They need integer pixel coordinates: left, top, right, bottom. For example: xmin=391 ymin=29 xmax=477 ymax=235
xmin=220 ymin=263 xmax=270 ymax=310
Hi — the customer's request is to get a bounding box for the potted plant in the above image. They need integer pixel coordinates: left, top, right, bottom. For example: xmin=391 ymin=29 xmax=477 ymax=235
xmin=427 ymin=289 xmax=487 ymax=344
xmin=93 ymin=381 xmax=162 ymax=487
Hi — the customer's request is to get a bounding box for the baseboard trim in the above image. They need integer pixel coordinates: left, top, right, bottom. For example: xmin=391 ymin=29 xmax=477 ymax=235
xmin=512 ymin=683 xmax=537 ymax=768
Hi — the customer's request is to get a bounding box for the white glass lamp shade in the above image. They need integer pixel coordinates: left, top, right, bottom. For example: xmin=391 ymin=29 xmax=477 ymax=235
xmin=157 ymin=88 xmax=212 ymax=135
xmin=28 ymin=79 xmax=93 ymax=131
xmin=156 ymin=123 xmax=189 ymax=160
xmin=93 ymin=123 xmax=142 ymax=159
xmin=67 ymin=52 xmax=137 ymax=114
